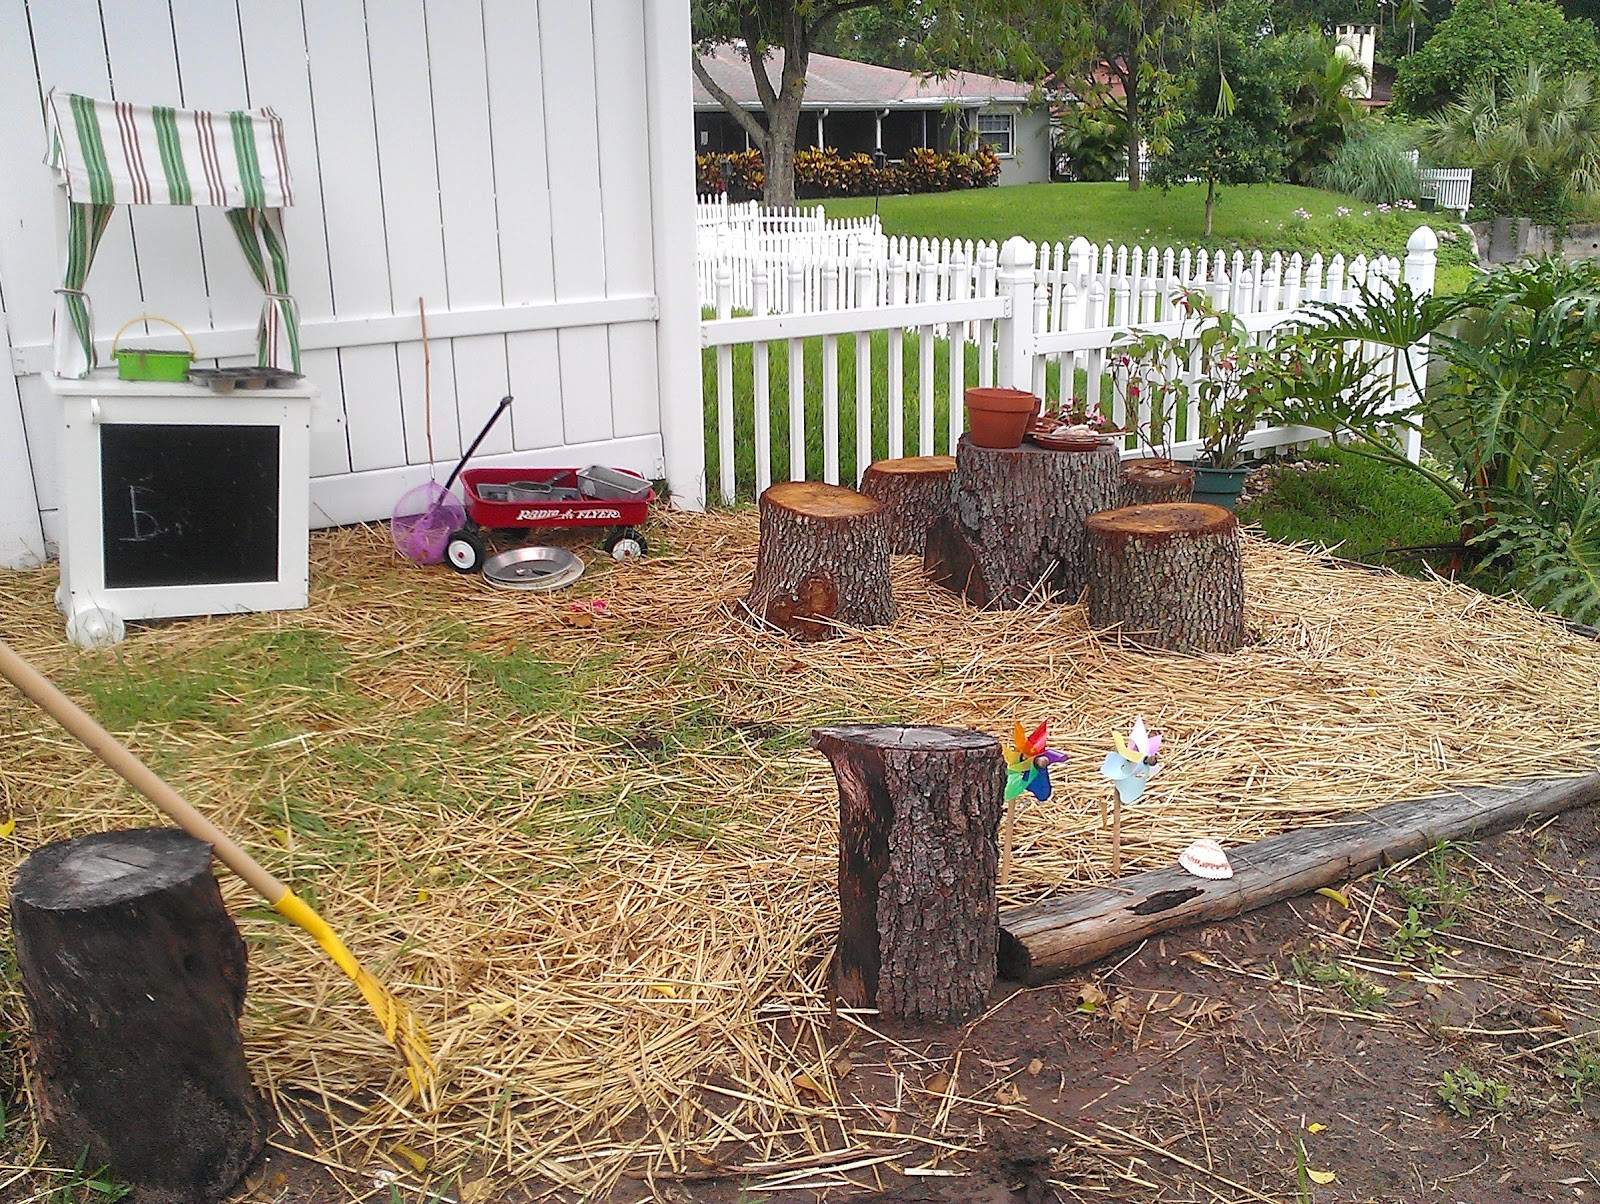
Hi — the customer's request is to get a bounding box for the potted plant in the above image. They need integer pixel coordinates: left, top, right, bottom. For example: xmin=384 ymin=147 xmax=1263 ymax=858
xmin=1112 ymin=291 xmax=1286 ymax=509
xmin=964 ymin=387 xmax=1039 ymax=449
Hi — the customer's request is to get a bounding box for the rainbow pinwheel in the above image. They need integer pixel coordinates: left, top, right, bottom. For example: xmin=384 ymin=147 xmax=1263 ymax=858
xmin=1099 ymin=716 xmax=1163 ymax=804
xmin=1005 ymin=721 xmax=1068 ymax=802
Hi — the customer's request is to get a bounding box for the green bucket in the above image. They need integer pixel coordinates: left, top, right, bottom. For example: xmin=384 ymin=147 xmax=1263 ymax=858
xmin=112 ymin=316 xmax=195 ymax=382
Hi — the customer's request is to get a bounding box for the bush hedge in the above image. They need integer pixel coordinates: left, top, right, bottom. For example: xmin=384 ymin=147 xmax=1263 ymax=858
xmin=696 ymin=146 xmax=1000 ymax=200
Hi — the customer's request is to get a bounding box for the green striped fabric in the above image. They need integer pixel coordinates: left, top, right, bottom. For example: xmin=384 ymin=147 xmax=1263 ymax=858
xmin=45 ymin=89 xmax=300 ymax=376
xmin=45 ymin=88 xmax=292 ymax=208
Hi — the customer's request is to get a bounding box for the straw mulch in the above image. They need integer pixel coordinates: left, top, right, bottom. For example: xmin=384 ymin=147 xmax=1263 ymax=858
xmin=1 ymin=509 xmax=1597 ymax=1198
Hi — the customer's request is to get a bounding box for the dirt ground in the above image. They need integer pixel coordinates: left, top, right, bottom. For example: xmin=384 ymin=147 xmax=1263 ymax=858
xmin=162 ymin=799 xmax=1599 ymax=1204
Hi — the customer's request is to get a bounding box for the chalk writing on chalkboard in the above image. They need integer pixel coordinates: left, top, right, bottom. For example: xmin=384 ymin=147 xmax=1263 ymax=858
xmin=99 ymin=424 xmax=280 ymax=589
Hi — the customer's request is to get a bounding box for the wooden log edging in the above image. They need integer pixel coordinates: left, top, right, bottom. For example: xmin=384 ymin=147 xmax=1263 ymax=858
xmin=998 ymin=771 xmax=1600 ymax=984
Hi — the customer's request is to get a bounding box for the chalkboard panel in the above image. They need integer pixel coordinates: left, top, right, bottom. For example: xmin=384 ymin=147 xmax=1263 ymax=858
xmin=100 ymin=424 xmax=280 ymax=589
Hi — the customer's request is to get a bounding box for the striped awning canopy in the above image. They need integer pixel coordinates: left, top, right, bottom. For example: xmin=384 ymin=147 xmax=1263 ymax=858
xmin=45 ymin=89 xmax=293 ymax=208
xmin=44 ymin=89 xmax=300 ymax=378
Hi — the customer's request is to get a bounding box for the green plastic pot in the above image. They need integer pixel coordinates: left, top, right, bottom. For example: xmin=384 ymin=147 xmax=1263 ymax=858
xmin=1188 ymin=463 xmax=1251 ymax=510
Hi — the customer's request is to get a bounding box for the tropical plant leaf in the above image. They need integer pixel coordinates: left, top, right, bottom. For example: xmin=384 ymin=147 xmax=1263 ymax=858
xmin=1474 ymin=466 xmax=1600 ymax=627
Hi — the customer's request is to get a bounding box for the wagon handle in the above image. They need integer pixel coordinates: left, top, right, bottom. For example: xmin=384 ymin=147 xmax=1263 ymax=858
xmin=441 ymin=395 xmax=514 ymax=493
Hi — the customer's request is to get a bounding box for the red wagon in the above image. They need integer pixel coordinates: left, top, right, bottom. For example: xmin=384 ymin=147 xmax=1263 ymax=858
xmin=445 ymin=466 xmax=655 ymax=574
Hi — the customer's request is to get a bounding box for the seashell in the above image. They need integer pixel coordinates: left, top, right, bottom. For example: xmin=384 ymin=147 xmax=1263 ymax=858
xmin=1178 ymin=838 xmax=1233 ymax=880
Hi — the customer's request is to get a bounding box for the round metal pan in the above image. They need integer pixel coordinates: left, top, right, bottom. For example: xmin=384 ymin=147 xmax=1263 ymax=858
xmin=481 ymin=546 xmax=585 ymax=591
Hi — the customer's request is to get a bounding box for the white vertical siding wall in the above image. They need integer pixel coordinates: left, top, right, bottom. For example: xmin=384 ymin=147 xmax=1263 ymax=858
xmin=0 ymin=0 xmax=697 ymax=564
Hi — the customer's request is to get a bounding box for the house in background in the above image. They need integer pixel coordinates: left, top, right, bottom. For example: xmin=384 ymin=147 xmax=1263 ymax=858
xmin=693 ymin=48 xmax=1050 ymax=186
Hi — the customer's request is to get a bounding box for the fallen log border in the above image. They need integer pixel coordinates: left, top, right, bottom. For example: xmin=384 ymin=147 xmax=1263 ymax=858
xmin=998 ymin=771 xmax=1600 ymax=984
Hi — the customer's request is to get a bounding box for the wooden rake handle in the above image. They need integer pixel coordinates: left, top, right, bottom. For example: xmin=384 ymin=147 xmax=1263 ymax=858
xmin=0 ymin=639 xmax=288 ymax=905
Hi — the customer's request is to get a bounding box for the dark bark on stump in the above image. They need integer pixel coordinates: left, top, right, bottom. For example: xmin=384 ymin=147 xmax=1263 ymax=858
xmin=741 ymin=482 xmax=895 ymax=641
xmin=812 ymin=724 xmax=1004 ymax=1023
xmin=1119 ymin=458 xmax=1195 ymax=508
xmin=859 ymin=456 xmax=957 ymax=555
xmin=11 ymin=828 xmax=269 ymax=1204
xmin=924 ymin=435 xmax=1122 ymax=609
xmin=1084 ymin=503 xmax=1246 ymax=654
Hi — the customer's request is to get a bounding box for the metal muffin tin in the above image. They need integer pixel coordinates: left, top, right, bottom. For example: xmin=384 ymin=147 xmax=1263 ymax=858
xmin=481 ymin=545 xmax=585 ymax=591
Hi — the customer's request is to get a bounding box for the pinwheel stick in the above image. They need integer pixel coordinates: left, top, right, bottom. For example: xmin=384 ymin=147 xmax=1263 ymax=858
xmin=1111 ymin=791 xmax=1124 ymax=877
xmin=1000 ymin=792 xmax=1024 ymax=886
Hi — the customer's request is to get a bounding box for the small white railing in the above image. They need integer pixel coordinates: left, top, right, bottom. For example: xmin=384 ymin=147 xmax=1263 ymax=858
xmin=1404 ymin=154 xmax=1473 ymax=212
xmin=1421 ymin=168 xmax=1473 ymax=213
xmin=691 ymin=229 xmax=1439 ymax=505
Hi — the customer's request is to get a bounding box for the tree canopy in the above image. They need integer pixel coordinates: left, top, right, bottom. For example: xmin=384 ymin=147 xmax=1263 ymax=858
xmin=691 ymin=0 xmax=1077 ymax=205
xmin=1148 ymin=0 xmax=1292 ymax=234
xmin=1390 ymin=0 xmax=1600 ymax=115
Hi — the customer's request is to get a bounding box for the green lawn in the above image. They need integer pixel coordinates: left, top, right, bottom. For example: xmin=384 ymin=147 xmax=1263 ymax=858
xmin=1238 ymin=444 xmax=1460 ymax=574
xmin=816 ymin=182 xmax=1479 ymax=293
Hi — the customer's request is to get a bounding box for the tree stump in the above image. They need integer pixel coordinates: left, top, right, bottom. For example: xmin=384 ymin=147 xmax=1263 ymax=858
xmin=812 ymin=724 xmax=1004 ymax=1023
xmin=1084 ymin=503 xmax=1247 ymax=653
xmin=1119 ymin=457 xmax=1195 ymax=507
xmin=924 ymin=435 xmax=1122 ymax=609
xmin=11 ymin=828 xmax=269 ymax=1204
xmin=741 ymin=482 xmax=895 ymax=640
xmin=859 ymin=455 xmax=957 ymax=555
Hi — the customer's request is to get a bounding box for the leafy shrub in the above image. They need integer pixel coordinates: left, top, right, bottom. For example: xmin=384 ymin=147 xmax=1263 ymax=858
xmin=1276 ymin=257 xmax=1600 ymax=625
xmin=1053 ymin=94 xmax=1127 ymax=182
xmin=696 ymin=150 xmax=764 ymax=200
xmin=1315 ymin=123 xmax=1421 ymax=204
xmin=696 ymin=146 xmax=998 ymax=200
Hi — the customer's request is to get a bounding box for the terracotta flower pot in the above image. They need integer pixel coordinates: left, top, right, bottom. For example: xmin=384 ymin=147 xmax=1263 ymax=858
xmin=963 ymin=387 xmax=1038 ymax=449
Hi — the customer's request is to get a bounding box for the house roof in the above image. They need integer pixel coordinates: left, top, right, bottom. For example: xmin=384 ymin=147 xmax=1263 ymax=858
xmin=693 ymin=46 xmax=1034 ymax=111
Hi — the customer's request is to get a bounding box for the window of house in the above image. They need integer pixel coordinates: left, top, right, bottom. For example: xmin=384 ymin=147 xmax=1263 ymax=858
xmin=976 ymin=111 xmax=1014 ymax=157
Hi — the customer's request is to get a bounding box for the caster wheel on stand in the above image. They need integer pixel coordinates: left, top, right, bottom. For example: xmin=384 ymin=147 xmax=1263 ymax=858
xmin=66 ymin=604 xmax=125 ymax=648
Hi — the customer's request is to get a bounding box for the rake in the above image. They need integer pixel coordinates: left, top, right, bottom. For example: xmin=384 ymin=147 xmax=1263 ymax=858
xmin=0 ymin=639 xmax=434 ymax=1102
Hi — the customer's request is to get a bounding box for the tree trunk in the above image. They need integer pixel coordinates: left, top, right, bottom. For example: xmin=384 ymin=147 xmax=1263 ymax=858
xmin=1084 ymin=502 xmax=1246 ymax=654
xmin=859 ymin=455 xmax=957 ymax=555
xmin=924 ymin=435 xmax=1122 ymax=609
xmin=763 ymin=125 xmax=798 ymax=208
xmin=813 ymin=724 xmax=1004 ymax=1023
xmin=760 ymin=40 xmax=809 ymax=207
xmin=11 ymin=828 xmax=269 ymax=1204
xmin=741 ymin=481 xmax=895 ymax=640
xmin=1204 ymin=177 xmax=1216 ymax=237
xmin=1120 ymin=457 xmax=1196 ymax=508
xmin=1125 ymin=71 xmax=1142 ymax=191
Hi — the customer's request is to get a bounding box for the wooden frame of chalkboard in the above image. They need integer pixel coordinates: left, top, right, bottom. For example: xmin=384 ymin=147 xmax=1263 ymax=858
xmin=50 ymin=375 xmax=314 ymax=641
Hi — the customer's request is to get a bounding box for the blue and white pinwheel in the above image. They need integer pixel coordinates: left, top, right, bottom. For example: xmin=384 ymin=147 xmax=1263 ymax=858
xmin=1099 ymin=716 xmax=1162 ymax=804
xmin=1005 ymin=721 xmax=1067 ymax=802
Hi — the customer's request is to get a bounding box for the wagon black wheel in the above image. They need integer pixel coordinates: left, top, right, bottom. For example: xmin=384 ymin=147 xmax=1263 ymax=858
xmin=602 ymin=527 xmax=647 ymax=561
xmin=446 ymin=528 xmax=485 ymax=574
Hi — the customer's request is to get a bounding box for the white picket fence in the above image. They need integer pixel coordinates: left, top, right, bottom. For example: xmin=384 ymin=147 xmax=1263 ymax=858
xmin=696 ymin=228 xmax=1439 ymax=503
xmin=699 ymin=230 xmax=1407 ymax=330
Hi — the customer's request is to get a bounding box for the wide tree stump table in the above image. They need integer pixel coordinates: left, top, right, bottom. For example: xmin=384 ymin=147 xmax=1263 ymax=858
xmin=859 ymin=455 xmax=957 ymax=555
xmin=924 ymin=435 xmax=1122 ymax=608
xmin=1084 ymin=502 xmax=1246 ymax=653
xmin=740 ymin=481 xmax=895 ymax=640
xmin=813 ymin=724 xmax=1004 ymax=1023
xmin=11 ymin=828 xmax=269 ymax=1204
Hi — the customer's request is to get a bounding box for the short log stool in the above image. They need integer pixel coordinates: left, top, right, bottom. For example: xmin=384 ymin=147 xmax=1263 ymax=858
xmin=858 ymin=455 xmax=957 ymax=555
xmin=813 ymin=724 xmax=1005 ymax=1022
xmin=1119 ymin=457 xmax=1195 ymax=507
xmin=11 ymin=828 xmax=269 ymax=1204
xmin=741 ymin=481 xmax=895 ymax=640
xmin=1084 ymin=502 xmax=1246 ymax=653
